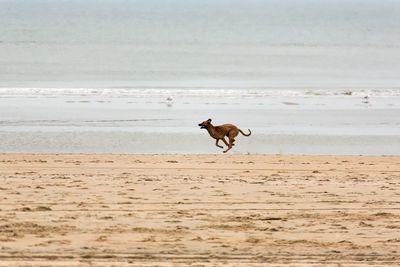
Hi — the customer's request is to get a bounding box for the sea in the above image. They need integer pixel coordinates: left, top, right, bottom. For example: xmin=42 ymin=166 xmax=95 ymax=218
xmin=0 ymin=0 xmax=399 ymax=154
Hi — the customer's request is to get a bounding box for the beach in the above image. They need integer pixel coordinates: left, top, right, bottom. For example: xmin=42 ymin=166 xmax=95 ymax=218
xmin=1 ymin=0 xmax=400 ymax=265
xmin=0 ymin=153 xmax=399 ymax=266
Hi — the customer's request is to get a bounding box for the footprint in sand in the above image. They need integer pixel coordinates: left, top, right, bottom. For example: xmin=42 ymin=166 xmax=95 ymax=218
xmin=95 ymin=235 xmax=108 ymax=242
xmin=35 ymin=206 xmax=52 ymax=211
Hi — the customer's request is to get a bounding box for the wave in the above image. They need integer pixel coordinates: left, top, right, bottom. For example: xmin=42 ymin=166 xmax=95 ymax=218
xmin=0 ymin=87 xmax=399 ymax=97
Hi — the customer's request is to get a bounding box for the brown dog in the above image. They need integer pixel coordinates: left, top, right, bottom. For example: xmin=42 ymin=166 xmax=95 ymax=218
xmin=198 ymin=118 xmax=251 ymax=153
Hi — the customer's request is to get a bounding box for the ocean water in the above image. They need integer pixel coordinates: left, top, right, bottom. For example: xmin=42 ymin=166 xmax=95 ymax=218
xmin=0 ymin=0 xmax=399 ymax=154
xmin=1 ymin=0 xmax=400 ymax=87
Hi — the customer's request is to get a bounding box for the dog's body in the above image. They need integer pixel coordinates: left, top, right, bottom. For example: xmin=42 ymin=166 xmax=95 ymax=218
xmin=198 ymin=119 xmax=251 ymax=153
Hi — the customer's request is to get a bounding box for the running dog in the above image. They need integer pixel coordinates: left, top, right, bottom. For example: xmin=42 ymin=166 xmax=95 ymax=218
xmin=198 ymin=118 xmax=251 ymax=153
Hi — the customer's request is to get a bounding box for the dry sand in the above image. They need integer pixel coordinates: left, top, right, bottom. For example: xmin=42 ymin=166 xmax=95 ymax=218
xmin=0 ymin=154 xmax=399 ymax=266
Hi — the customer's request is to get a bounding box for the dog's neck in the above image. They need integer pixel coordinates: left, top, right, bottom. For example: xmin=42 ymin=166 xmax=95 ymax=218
xmin=205 ymin=124 xmax=217 ymax=135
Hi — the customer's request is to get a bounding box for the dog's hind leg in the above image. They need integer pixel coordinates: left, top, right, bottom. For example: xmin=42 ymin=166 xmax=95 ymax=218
xmin=215 ymin=139 xmax=223 ymax=149
xmin=223 ymin=144 xmax=234 ymax=153
xmin=229 ymin=130 xmax=238 ymax=146
xmin=221 ymin=137 xmax=229 ymax=147
xmin=223 ymin=140 xmax=234 ymax=153
xmin=223 ymin=146 xmax=232 ymax=153
xmin=223 ymin=131 xmax=238 ymax=153
xmin=222 ymin=137 xmax=232 ymax=153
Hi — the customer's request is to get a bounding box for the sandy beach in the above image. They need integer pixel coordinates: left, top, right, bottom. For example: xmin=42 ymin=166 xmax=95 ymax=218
xmin=0 ymin=153 xmax=399 ymax=266
xmin=1 ymin=1 xmax=399 ymax=266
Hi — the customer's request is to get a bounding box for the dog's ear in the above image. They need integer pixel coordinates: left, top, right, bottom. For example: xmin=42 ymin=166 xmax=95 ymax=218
xmin=207 ymin=118 xmax=212 ymax=122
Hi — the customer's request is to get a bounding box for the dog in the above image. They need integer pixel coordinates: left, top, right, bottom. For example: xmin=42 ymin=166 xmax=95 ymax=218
xmin=198 ymin=118 xmax=251 ymax=153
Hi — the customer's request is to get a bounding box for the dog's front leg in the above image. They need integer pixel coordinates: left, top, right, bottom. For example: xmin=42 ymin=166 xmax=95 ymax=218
xmin=221 ymin=137 xmax=229 ymax=147
xmin=215 ymin=139 xmax=223 ymax=149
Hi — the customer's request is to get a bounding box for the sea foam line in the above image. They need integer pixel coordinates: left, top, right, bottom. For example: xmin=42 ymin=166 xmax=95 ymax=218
xmin=0 ymin=88 xmax=399 ymax=97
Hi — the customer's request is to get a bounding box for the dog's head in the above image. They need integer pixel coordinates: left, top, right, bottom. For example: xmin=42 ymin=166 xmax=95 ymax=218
xmin=198 ymin=118 xmax=212 ymax=129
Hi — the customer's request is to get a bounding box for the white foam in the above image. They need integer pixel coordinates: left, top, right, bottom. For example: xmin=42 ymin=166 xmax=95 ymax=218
xmin=0 ymin=87 xmax=399 ymax=98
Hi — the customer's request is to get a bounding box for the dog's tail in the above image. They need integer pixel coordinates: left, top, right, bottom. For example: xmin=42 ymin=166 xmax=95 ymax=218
xmin=239 ymin=129 xmax=251 ymax=136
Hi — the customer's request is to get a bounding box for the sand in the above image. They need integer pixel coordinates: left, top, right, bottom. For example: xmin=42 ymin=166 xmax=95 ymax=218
xmin=0 ymin=154 xmax=399 ymax=266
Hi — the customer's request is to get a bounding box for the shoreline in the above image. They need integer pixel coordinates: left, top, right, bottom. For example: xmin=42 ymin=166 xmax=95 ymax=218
xmin=1 ymin=92 xmax=399 ymax=156
xmin=0 ymin=130 xmax=398 ymax=155
xmin=0 ymin=154 xmax=399 ymax=266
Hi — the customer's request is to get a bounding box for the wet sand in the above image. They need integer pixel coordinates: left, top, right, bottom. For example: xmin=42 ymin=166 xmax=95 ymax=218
xmin=0 ymin=154 xmax=399 ymax=266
